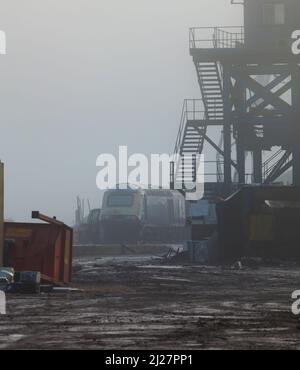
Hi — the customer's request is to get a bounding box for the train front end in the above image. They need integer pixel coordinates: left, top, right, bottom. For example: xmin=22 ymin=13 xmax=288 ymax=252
xmin=100 ymin=188 xmax=143 ymax=243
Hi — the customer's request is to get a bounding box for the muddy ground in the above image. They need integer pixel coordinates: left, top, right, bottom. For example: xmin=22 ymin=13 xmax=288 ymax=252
xmin=1 ymin=252 xmax=300 ymax=350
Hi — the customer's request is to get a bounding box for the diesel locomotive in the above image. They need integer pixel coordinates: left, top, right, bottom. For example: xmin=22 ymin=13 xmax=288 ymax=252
xmin=100 ymin=187 xmax=189 ymax=243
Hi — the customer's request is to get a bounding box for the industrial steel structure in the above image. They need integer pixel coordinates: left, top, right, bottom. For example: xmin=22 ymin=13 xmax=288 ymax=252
xmin=172 ymin=0 xmax=300 ymax=197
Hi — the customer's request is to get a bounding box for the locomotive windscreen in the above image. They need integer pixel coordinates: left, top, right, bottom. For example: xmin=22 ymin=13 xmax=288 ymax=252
xmin=146 ymin=196 xmax=169 ymax=225
xmin=107 ymin=194 xmax=134 ymax=207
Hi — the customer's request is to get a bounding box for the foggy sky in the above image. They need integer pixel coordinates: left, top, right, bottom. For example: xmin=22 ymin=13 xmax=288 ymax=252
xmin=0 ymin=0 xmax=242 ymax=224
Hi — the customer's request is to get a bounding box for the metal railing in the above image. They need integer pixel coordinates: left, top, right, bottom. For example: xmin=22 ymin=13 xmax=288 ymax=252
xmin=263 ymin=149 xmax=284 ymax=180
xmin=189 ymin=26 xmax=245 ymax=49
xmin=263 ymin=149 xmax=292 ymax=183
xmin=174 ymin=99 xmax=206 ymax=155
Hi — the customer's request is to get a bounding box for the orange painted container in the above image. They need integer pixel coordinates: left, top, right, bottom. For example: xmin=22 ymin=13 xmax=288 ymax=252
xmin=4 ymin=212 xmax=73 ymax=284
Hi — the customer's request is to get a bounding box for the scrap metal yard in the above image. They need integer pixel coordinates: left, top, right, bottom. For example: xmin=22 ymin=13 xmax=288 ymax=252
xmin=1 ymin=0 xmax=300 ymax=354
xmin=1 ymin=250 xmax=300 ymax=350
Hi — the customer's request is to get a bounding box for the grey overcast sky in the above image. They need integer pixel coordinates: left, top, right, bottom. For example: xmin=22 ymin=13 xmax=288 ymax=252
xmin=0 ymin=0 xmax=242 ymax=224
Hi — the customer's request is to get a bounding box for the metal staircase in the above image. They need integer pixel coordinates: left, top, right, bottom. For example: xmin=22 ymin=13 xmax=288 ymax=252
xmin=171 ymin=27 xmax=244 ymax=192
xmin=171 ymin=100 xmax=206 ymax=190
xmin=171 ymin=61 xmax=225 ymax=190
xmin=195 ymin=62 xmax=224 ymax=122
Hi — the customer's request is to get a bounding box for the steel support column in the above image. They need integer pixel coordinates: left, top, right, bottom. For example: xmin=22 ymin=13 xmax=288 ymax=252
xmin=223 ymin=63 xmax=232 ymax=196
xmin=234 ymin=77 xmax=246 ymax=184
xmin=292 ymin=64 xmax=300 ymax=186
xmin=253 ymin=149 xmax=263 ymax=183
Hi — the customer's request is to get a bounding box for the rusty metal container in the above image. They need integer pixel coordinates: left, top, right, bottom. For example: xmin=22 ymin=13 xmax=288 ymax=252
xmin=0 ymin=163 xmax=4 ymax=267
xmin=4 ymin=212 xmax=73 ymax=284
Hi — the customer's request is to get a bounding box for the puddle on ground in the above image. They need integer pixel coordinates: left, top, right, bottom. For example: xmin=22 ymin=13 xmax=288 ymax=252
xmin=0 ymin=334 xmax=26 ymax=349
xmin=139 ymin=265 xmax=184 ymax=270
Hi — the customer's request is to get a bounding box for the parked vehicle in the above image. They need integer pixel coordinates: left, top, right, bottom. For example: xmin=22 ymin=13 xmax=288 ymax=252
xmin=100 ymin=187 xmax=189 ymax=243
